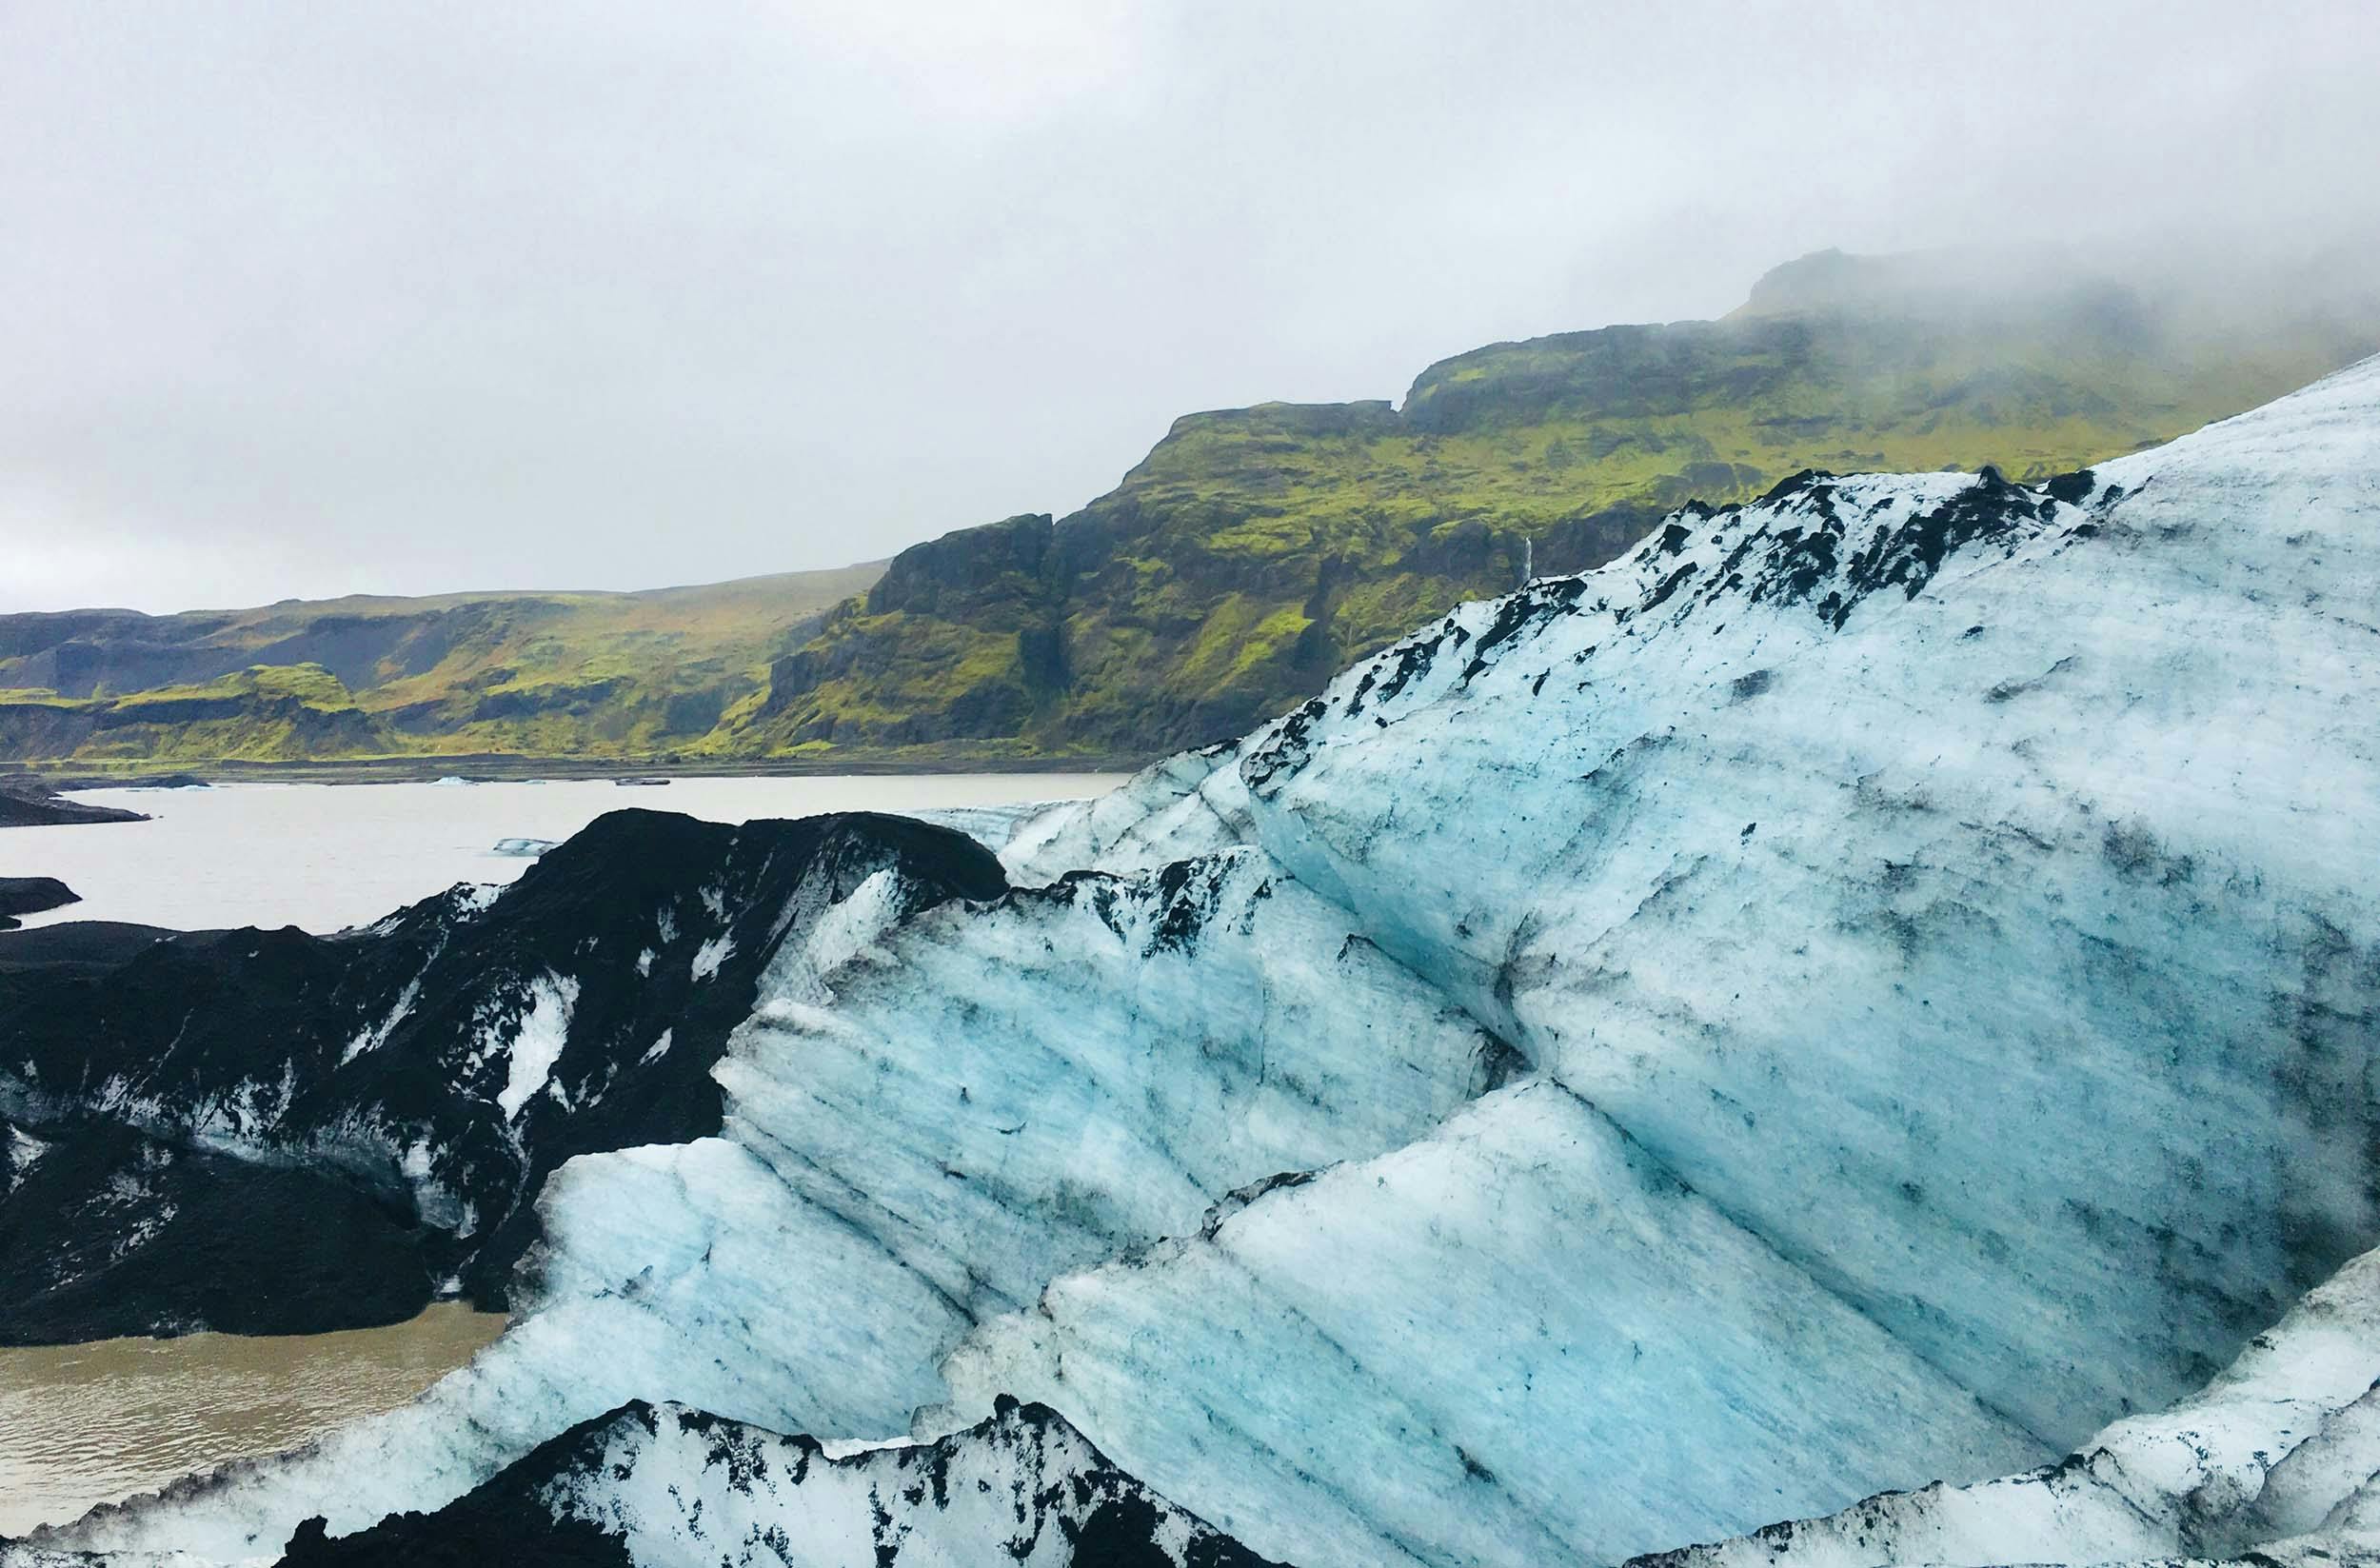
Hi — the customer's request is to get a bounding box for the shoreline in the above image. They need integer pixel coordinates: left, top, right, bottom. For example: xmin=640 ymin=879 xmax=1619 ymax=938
xmin=10 ymin=753 xmax=1157 ymax=791
xmin=0 ymin=1302 xmax=507 ymax=1538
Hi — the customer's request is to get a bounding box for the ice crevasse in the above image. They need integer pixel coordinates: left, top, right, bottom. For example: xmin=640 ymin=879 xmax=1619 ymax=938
xmin=22 ymin=356 xmax=2380 ymax=1567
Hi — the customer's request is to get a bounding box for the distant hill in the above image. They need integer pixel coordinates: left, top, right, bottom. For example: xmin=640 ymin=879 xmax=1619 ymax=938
xmin=0 ymin=566 xmax=881 ymax=766
xmin=5 ymin=248 xmax=2373 ymax=770
xmin=723 ymin=250 xmax=2378 ymax=758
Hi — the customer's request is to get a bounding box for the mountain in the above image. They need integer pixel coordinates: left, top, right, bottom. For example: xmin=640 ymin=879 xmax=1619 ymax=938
xmin=6 ymin=249 xmax=2373 ymax=771
xmin=718 ymin=249 xmax=2377 ymax=759
xmin=0 ymin=566 xmax=880 ymax=767
xmin=10 ymin=355 xmax=2377 ymax=1566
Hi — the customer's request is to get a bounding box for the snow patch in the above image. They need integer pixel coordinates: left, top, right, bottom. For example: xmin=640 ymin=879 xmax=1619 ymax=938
xmin=4 ymin=1124 xmax=47 ymax=1195
xmin=341 ymin=974 xmax=423 ymax=1066
xmin=688 ymin=933 xmax=734 ymax=982
xmin=494 ymin=975 xmax=580 ymax=1121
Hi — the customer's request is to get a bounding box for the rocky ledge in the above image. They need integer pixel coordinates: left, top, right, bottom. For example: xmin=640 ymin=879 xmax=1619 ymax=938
xmin=0 ymin=782 xmax=147 ymax=828
xmin=0 ymin=877 xmax=78 ymax=930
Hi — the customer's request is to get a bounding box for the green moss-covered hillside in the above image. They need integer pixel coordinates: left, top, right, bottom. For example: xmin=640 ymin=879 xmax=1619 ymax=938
xmin=0 ymin=566 xmax=881 ymax=767
xmin=723 ymin=254 xmax=2377 ymax=757
xmin=7 ymin=250 xmax=2373 ymax=770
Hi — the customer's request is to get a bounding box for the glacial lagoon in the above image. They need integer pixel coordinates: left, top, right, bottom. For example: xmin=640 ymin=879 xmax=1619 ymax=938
xmin=0 ymin=773 xmax=1121 ymax=935
xmin=0 ymin=1305 xmax=508 ymax=1537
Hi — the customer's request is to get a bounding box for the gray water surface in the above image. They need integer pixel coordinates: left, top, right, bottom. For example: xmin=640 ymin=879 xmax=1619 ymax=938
xmin=0 ymin=773 xmax=1121 ymax=934
xmin=0 ymin=1306 xmax=509 ymax=1538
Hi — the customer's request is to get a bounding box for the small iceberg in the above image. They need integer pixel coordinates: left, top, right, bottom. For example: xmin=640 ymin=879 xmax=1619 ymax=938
xmin=490 ymin=838 xmax=559 ymax=858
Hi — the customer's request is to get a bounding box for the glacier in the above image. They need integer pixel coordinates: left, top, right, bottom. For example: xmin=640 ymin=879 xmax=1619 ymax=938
xmin=1630 ymin=1240 xmax=2380 ymax=1568
xmin=7 ymin=356 xmax=2378 ymax=1567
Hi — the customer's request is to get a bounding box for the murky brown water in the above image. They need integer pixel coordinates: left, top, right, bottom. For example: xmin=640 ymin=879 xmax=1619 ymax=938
xmin=0 ymin=1304 xmax=505 ymax=1537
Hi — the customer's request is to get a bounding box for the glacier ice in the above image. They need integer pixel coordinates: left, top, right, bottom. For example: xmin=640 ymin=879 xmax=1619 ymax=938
xmin=1630 ymin=1242 xmax=2380 ymax=1568
xmin=941 ymin=1081 xmax=2044 ymax=1566
xmin=13 ymin=358 xmax=2380 ymax=1568
xmin=32 ymin=845 xmax=1511 ymax=1558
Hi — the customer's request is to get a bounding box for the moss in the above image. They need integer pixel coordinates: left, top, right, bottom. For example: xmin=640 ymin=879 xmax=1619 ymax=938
xmin=0 ymin=566 xmax=876 ymax=765
xmin=734 ymin=285 xmax=2370 ymax=758
xmin=6 ymin=265 xmax=2373 ymax=768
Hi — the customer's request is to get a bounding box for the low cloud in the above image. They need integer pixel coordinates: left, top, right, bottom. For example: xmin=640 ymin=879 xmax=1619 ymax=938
xmin=4 ymin=0 xmax=2373 ymax=611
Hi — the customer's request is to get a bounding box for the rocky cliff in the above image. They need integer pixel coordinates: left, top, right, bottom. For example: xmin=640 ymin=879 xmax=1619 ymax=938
xmin=6 ymin=251 xmax=2370 ymax=771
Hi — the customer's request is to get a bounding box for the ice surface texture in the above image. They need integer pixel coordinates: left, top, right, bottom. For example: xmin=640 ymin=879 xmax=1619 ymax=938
xmin=17 ymin=358 xmax=2380 ymax=1567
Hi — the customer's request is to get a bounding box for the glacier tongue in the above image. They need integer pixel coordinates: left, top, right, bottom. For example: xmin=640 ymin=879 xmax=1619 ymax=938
xmin=1627 ymin=1242 xmax=2380 ymax=1568
xmin=20 ymin=358 xmax=2380 ymax=1568
xmin=716 ymin=846 xmax=1516 ymax=1317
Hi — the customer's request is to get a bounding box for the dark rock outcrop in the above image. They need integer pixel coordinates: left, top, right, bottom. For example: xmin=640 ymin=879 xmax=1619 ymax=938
xmin=0 ymin=877 xmax=78 ymax=931
xmin=0 ymin=808 xmax=1007 ymax=1341
xmin=0 ymin=782 xmax=148 ymax=828
xmin=0 ymin=1116 xmax=440 ymax=1341
xmin=271 ymin=1398 xmax=1289 ymax=1568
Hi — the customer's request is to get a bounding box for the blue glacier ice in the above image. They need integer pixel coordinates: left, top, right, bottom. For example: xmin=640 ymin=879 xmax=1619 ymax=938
xmin=21 ymin=358 xmax=2380 ymax=1568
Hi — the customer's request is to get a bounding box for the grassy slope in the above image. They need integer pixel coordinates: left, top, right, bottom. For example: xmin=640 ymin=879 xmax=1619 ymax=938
xmin=8 ymin=250 xmax=2374 ymax=768
xmin=729 ymin=262 xmax=2378 ymax=759
xmin=0 ymin=566 xmax=883 ymax=766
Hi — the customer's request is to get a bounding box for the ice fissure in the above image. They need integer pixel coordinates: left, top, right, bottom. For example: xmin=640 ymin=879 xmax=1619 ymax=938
xmin=11 ymin=358 xmax=2380 ymax=1568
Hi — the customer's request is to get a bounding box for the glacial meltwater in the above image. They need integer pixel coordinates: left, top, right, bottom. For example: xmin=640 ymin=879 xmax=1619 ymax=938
xmin=0 ymin=773 xmax=1121 ymax=934
xmin=0 ymin=1305 xmax=508 ymax=1537
xmin=0 ymin=771 xmax=1121 ymax=1536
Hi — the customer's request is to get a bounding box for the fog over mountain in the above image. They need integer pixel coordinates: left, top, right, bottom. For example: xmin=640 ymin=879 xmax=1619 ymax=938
xmin=4 ymin=0 xmax=2375 ymax=612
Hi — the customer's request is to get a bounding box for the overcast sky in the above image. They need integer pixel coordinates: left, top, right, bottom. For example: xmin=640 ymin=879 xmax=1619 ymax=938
xmin=4 ymin=0 xmax=2374 ymax=613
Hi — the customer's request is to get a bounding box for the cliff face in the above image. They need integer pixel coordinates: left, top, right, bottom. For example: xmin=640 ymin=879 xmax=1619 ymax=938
xmin=724 ymin=261 xmax=2377 ymax=759
xmin=8 ymin=251 xmax=2371 ymax=770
